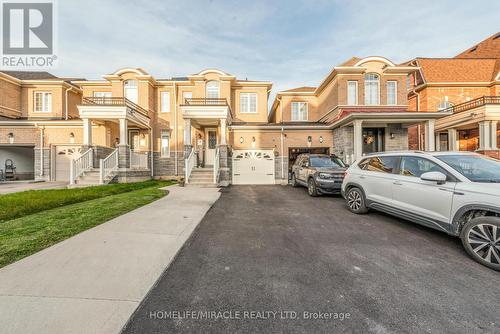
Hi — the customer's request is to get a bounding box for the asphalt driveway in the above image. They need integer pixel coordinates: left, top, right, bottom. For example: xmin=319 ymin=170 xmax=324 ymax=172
xmin=122 ymin=185 xmax=499 ymax=334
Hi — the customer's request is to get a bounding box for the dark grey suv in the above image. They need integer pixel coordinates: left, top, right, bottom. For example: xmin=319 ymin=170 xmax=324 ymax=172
xmin=291 ymin=154 xmax=346 ymax=196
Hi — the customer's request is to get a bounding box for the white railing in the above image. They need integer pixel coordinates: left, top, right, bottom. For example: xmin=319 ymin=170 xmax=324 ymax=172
xmin=70 ymin=149 xmax=93 ymax=185
xmin=130 ymin=150 xmax=148 ymax=169
xmin=213 ymin=147 xmax=220 ymax=184
xmin=184 ymin=148 xmax=195 ymax=184
xmin=99 ymin=149 xmax=118 ymax=184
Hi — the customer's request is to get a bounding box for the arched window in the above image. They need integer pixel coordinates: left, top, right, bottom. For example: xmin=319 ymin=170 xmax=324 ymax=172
xmin=124 ymin=80 xmax=138 ymax=103
xmin=438 ymin=101 xmax=453 ymax=111
xmin=364 ymin=73 xmax=380 ymax=105
xmin=206 ymin=80 xmax=220 ymax=99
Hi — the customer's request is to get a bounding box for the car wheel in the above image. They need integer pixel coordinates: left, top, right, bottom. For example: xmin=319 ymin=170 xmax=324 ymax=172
xmin=307 ymin=178 xmax=318 ymax=197
xmin=460 ymin=217 xmax=500 ymax=271
xmin=346 ymin=187 xmax=368 ymax=214
xmin=291 ymin=173 xmax=298 ymax=187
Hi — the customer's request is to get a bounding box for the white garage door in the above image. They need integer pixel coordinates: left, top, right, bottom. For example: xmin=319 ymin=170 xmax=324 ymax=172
xmin=55 ymin=146 xmax=82 ymax=181
xmin=232 ymin=150 xmax=275 ymax=185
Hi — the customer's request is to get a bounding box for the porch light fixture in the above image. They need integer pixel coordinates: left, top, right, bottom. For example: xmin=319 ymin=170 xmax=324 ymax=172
xmin=7 ymin=132 xmax=14 ymax=144
xmin=390 ymin=133 xmax=395 ymax=139
xmin=69 ymin=132 xmax=75 ymax=144
xmin=319 ymin=136 xmax=324 ymax=143
xmin=307 ymin=136 xmax=312 ymax=143
xmin=252 ymin=136 xmax=256 ymax=142
xmin=239 ymin=136 xmax=244 ymax=144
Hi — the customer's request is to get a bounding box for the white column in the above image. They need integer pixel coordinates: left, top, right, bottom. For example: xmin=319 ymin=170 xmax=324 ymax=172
xmin=184 ymin=118 xmax=191 ymax=145
xmin=119 ymin=118 xmax=128 ymax=145
xmin=478 ymin=121 xmax=491 ymax=150
xmin=490 ymin=121 xmax=498 ymax=150
xmin=220 ymin=118 xmax=227 ymax=145
xmin=83 ymin=118 xmax=92 ymax=145
xmin=435 ymin=133 xmax=441 ymax=151
xmin=353 ymin=120 xmax=363 ymax=161
xmin=448 ymin=128 xmax=458 ymax=151
xmin=425 ymin=119 xmax=435 ymax=151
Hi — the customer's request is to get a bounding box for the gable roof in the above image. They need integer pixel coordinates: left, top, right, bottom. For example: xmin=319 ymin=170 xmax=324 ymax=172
xmin=415 ymin=58 xmax=498 ymax=82
xmin=455 ymin=32 xmax=500 ymax=59
xmin=281 ymin=86 xmax=316 ymax=93
xmin=1 ymin=71 xmax=58 ymax=80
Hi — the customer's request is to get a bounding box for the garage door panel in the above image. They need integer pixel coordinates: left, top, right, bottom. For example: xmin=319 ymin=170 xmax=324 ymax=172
xmin=55 ymin=146 xmax=82 ymax=182
xmin=232 ymin=150 xmax=275 ymax=185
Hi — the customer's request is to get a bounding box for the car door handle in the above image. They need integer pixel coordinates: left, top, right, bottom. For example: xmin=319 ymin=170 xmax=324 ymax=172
xmin=393 ymin=181 xmax=403 ymax=185
xmin=439 ymin=188 xmax=464 ymax=195
xmin=359 ymin=175 xmax=366 ymax=179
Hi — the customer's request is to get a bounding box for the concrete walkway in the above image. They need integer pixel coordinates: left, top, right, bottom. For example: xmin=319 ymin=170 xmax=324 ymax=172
xmin=0 ymin=185 xmax=220 ymax=334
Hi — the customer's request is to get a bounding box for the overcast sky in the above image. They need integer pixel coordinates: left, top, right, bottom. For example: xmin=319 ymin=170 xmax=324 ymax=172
xmin=56 ymin=0 xmax=499 ymax=94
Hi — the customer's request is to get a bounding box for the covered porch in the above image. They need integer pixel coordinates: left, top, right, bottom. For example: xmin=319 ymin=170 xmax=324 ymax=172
xmin=435 ymin=96 xmax=500 ymax=159
xmin=181 ymin=98 xmax=232 ymax=186
xmin=75 ymin=97 xmax=152 ymax=184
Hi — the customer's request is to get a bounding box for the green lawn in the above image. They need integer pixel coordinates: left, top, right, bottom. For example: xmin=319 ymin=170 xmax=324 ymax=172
xmin=0 ymin=180 xmax=169 ymax=222
xmin=0 ymin=180 xmax=174 ymax=268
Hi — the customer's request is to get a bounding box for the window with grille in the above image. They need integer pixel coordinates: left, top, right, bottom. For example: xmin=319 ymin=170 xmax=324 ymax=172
xmin=240 ymin=92 xmax=257 ymax=113
xmin=206 ymin=81 xmax=220 ymax=99
xmin=387 ymin=81 xmax=397 ymax=105
xmin=124 ymin=80 xmax=138 ymax=103
xmin=161 ymin=91 xmax=170 ymax=112
xmin=347 ymin=81 xmax=358 ymax=105
xmin=34 ymin=92 xmax=52 ymax=112
xmin=291 ymin=102 xmax=308 ymax=121
xmin=364 ymin=73 xmax=380 ymax=105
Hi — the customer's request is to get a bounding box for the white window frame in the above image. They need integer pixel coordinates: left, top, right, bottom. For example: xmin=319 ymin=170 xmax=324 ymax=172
xmin=33 ymin=91 xmax=52 ymax=113
xmin=347 ymin=81 xmax=358 ymax=105
xmin=438 ymin=100 xmax=454 ymax=111
xmin=206 ymin=81 xmax=220 ymax=99
xmin=386 ymin=81 xmax=397 ymax=105
xmin=160 ymin=91 xmax=170 ymax=113
xmin=364 ymin=73 xmax=380 ymax=105
xmin=240 ymin=92 xmax=258 ymax=113
xmin=161 ymin=130 xmax=170 ymax=157
xmin=93 ymin=91 xmax=112 ymax=98
xmin=124 ymin=79 xmax=138 ymax=104
xmin=291 ymin=101 xmax=308 ymax=121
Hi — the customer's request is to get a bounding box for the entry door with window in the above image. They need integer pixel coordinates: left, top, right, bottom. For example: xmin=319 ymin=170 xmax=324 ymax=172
xmin=129 ymin=130 xmax=140 ymax=150
xmin=362 ymin=128 xmax=385 ymax=154
xmin=205 ymin=128 xmax=217 ymax=166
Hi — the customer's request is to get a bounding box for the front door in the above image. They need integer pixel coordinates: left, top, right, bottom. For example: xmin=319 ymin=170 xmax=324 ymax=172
xmin=362 ymin=128 xmax=385 ymax=155
xmin=205 ymin=128 xmax=217 ymax=166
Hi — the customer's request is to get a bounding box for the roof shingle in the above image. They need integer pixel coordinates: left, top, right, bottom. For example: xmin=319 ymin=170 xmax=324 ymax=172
xmin=416 ymin=58 xmax=498 ymax=82
xmin=455 ymin=32 xmax=500 ymax=59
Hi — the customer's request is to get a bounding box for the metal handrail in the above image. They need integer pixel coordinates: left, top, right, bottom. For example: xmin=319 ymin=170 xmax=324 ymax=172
xmin=82 ymin=97 xmax=149 ymax=117
xmin=213 ymin=147 xmax=220 ymax=184
xmin=442 ymin=96 xmax=500 ymax=114
xmin=182 ymin=98 xmax=228 ymax=106
xmin=70 ymin=149 xmax=93 ymax=185
xmin=99 ymin=148 xmax=118 ymax=184
xmin=184 ymin=148 xmax=195 ymax=184
xmin=130 ymin=150 xmax=148 ymax=169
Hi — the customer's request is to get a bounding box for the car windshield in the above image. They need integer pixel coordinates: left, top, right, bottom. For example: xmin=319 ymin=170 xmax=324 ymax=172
xmin=310 ymin=156 xmax=345 ymax=168
xmin=436 ymin=155 xmax=500 ymax=183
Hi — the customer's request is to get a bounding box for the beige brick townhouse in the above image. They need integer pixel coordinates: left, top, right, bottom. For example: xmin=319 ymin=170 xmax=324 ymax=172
xmin=0 ymin=57 xmax=448 ymax=186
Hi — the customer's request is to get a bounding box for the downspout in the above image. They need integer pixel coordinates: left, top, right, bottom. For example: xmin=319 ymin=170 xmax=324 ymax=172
xmin=173 ymin=82 xmax=178 ymax=175
xmin=279 ymin=96 xmax=284 ymax=180
xmin=149 ymin=125 xmax=154 ymax=177
xmin=39 ymin=124 xmax=45 ymax=178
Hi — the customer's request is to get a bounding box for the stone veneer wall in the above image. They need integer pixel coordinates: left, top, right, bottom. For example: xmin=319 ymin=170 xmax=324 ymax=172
xmin=333 ymin=126 xmax=354 ymax=163
xmin=152 ymin=151 xmax=185 ymax=178
xmin=384 ymin=124 xmax=408 ymax=152
xmin=92 ymin=146 xmax=115 ymax=167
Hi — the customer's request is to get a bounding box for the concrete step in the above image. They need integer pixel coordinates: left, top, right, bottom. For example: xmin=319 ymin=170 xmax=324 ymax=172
xmin=185 ymin=183 xmax=217 ymax=188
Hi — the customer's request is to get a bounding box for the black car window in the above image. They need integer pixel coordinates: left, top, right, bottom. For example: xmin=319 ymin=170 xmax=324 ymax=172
xmin=364 ymin=156 xmax=399 ymax=174
xmin=400 ymin=156 xmax=447 ymax=178
xmin=310 ymin=156 xmax=344 ymax=168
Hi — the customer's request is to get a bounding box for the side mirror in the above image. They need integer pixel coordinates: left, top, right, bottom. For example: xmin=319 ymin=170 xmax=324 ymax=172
xmin=420 ymin=171 xmax=447 ymax=185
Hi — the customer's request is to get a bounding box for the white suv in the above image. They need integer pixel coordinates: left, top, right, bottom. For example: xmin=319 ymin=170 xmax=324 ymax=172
xmin=341 ymin=151 xmax=500 ymax=271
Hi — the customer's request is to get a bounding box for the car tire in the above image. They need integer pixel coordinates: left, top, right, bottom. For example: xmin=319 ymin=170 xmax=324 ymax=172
xmin=346 ymin=187 xmax=368 ymax=214
xmin=460 ymin=216 xmax=500 ymax=271
xmin=291 ymin=173 xmax=298 ymax=187
xmin=307 ymin=178 xmax=318 ymax=197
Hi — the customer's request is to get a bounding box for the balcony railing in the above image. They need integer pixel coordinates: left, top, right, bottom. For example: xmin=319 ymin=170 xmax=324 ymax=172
xmin=182 ymin=98 xmax=228 ymax=106
xmin=82 ymin=97 xmax=149 ymax=117
xmin=442 ymin=96 xmax=500 ymax=114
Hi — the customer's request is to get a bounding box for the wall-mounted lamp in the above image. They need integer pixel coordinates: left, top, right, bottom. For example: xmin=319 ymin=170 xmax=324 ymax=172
xmin=251 ymin=136 xmax=256 ymax=148
xmin=7 ymin=132 xmax=14 ymax=144
xmin=69 ymin=132 xmax=75 ymax=144
xmin=307 ymin=136 xmax=312 ymax=143
xmin=239 ymin=136 xmax=244 ymax=144
xmin=390 ymin=133 xmax=395 ymax=139
xmin=319 ymin=136 xmax=324 ymax=143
